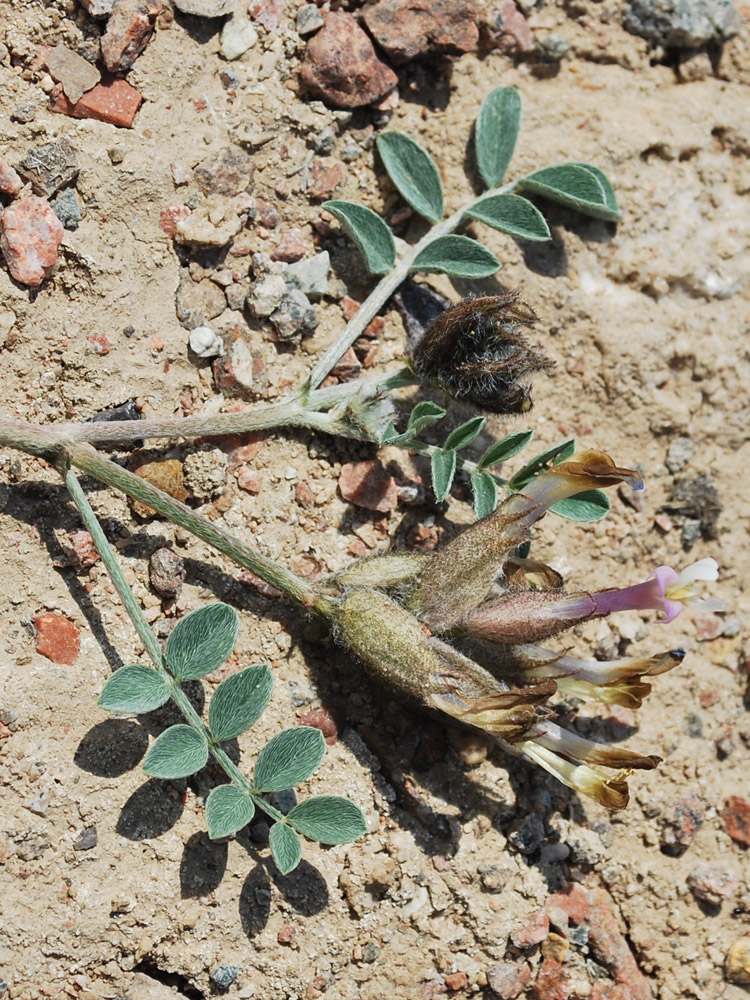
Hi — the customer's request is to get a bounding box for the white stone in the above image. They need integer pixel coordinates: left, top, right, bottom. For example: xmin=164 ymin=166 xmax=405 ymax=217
xmin=189 ymin=325 xmax=224 ymax=358
xmin=220 ymin=17 xmax=258 ymax=60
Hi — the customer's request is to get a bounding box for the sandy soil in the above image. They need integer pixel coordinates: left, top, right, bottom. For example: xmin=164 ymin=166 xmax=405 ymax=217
xmin=1 ymin=1 xmax=750 ymax=998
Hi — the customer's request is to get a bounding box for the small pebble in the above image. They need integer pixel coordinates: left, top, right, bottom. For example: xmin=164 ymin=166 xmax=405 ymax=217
xmin=661 ymin=794 xmax=705 ymax=854
xmin=687 ymin=862 xmax=738 ymax=905
xmin=296 ymin=4 xmax=324 ymax=35
xmin=209 ymin=966 xmax=240 ymax=991
xmin=149 ymin=547 xmax=186 ymax=599
xmin=17 ymin=137 xmax=80 ymax=198
xmin=52 ymin=188 xmax=83 ymax=231
xmin=269 ymin=289 xmax=318 ymax=343
xmin=721 ymin=796 xmax=750 ymax=846
xmin=285 ymin=251 xmax=330 ymax=299
xmin=34 ymin=612 xmax=80 ymax=665
xmin=189 ymin=325 xmax=224 ymax=358
xmin=509 ymin=813 xmax=545 ymax=854
xmin=666 ymin=435 xmax=693 ymax=473
xmin=73 ymin=825 xmax=98 ymax=851
xmin=220 ymin=16 xmax=258 ymax=60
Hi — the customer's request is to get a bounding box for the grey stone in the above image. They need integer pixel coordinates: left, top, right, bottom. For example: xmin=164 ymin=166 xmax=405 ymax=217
xmin=296 ymin=4 xmax=324 ymax=36
xmin=73 ymin=825 xmax=98 ymax=851
xmin=149 ymin=547 xmax=186 ymax=598
xmin=666 ymin=435 xmax=693 ymax=473
xmin=52 ymin=188 xmax=83 ymax=231
xmin=224 ymin=283 xmax=247 ymax=311
xmin=624 ymin=0 xmax=740 ymax=47
xmin=17 ymin=137 xmax=79 ymax=197
xmin=508 ymin=813 xmax=545 ymax=854
xmin=175 ymin=270 xmax=227 ymax=330
xmin=284 ymin=251 xmax=330 ymax=299
xmin=269 ymin=289 xmax=318 ymax=343
xmin=247 ymin=273 xmax=286 ymax=317
xmin=209 ymin=967 xmax=240 ymax=991
xmin=566 ymin=827 xmax=606 ymax=865
xmin=11 ymin=102 xmax=37 ymax=124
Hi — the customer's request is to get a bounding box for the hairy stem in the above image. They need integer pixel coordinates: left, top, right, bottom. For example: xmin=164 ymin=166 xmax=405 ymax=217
xmin=66 ymin=441 xmax=322 ymax=609
xmin=303 ymin=180 xmax=518 ymax=394
xmin=63 ymin=465 xmax=287 ymax=824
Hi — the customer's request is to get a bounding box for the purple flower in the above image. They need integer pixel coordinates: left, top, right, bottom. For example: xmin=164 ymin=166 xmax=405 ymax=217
xmin=591 ymin=558 xmax=725 ymax=624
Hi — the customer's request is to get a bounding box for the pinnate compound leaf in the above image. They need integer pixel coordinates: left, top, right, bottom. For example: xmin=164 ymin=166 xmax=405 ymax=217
xmin=287 ymin=796 xmax=367 ymax=845
xmin=509 ymin=438 xmax=576 ymax=490
xmin=209 ymin=664 xmax=273 ymax=742
xmin=165 ymin=603 xmax=239 ymax=680
xmin=444 ymin=416 xmax=486 ymax=452
xmin=376 ymin=132 xmax=443 ymax=223
xmin=471 ymin=470 xmax=499 ymax=520
xmin=323 ymin=200 xmax=396 ymax=275
xmin=475 ymin=86 xmax=522 ymax=188
xmin=410 ymin=236 xmax=499 ymax=278
xmin=99 ymin=665 xmax=171 ymax=715
xmin=519 ymin=164 xmax=620 ymax=222
xmin=143 ymin=725 xmax=208 ymax=779
xmin=269 ymin=822 xmax=302 ymax=875
xmin=478 ymin=430 xmax=534 ymax=470
xmin=431 ymin=449 xmax=457 ymax=502
xmin=551 ymin=489 xmax=610 ymax=522
xmin=253 ymin=726 xmax=326 ymax=793
xmin=466 ymin=194 xmax=550 ymax=242
xmin=407 ymin=401 xmax=447 ymax=435
xmin=205 ymin=784 xmax=255 ymax=840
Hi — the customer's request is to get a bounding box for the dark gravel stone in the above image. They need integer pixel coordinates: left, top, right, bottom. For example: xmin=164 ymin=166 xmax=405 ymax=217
xmin=661 ymin=474 xmax=722 ymax=547
xmin=17 ymin=137 xmax=79 ymax=197
xmin=73 ymin=825 xmax=98 ymax=851
xmin=509 ymin=813 xmax=545 ymax=854
xmin=52 ymin=188 xmax=83 ymax=231
xmin=149 ymin=547 xmax=186 ymax=599
xmin=209 ymin=966 xmax=239 ymax=990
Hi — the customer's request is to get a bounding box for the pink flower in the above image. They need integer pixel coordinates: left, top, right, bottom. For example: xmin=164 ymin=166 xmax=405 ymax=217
xmin=591 ymin=558 xmax=725 ymax=624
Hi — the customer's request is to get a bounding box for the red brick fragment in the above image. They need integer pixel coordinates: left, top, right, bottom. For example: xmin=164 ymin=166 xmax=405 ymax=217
xmin=35 ymin=613 xmax=80 ymax=665
xmin=0 ymin=197 xmax=64 ymax=287
xmin=722 ymin=796 xmax=750 ymax=846
xmin=511 ymin=911 xmax=550 ymax=949
xmin=339 ymin=461 xmax=399 ymax=513
xmin=50 ymin=78 xmax=143 ymax=128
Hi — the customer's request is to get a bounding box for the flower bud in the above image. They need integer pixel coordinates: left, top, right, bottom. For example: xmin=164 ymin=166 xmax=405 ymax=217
xmin=333 ymin=553 xmax=430 ymax=591
xmin=463 ymin=590 xmax=598 ymax=644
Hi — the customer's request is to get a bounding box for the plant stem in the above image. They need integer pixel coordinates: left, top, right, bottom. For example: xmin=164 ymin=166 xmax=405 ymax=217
xmin=66 ymin=441 xmax=323 ymax=610
xmin=303 ymin=181 xmax=518 ymax=395
xmin=63 ymin=465 xmax=288 ymax=825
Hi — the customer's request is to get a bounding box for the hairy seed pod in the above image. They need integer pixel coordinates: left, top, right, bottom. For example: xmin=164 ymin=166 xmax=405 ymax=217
xmin=410 ymin=292 xmax=554 ymax=414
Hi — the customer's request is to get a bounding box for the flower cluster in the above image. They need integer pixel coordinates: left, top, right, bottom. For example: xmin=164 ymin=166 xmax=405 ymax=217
xmin=328 ymin=451 xmax=725 ymax=808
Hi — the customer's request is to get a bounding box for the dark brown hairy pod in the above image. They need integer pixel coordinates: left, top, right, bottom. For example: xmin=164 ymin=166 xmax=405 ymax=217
xmin=409 ymin=292 xmax=554 ymax=414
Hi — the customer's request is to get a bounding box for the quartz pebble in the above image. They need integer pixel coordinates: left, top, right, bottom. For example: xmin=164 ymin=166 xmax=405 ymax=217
xmin=296 ymin=4 xmax=323 ymax=35
xmin=0 ymin=197 xmax=64 ymax=287
xmin=213 ymin=327 xmax=268 ymax=399
xmin=687 ymin=862 xmax=739 ymax=904
xmin=220 ymin=16 xmax=258 ymax=60
xmin=247 ymin=274 xmax=287 ymax=317
xmin=173 ymin=0 xmax=236 ymax=15
xmin=195 ymin=146 xmax=254 ymax=197
xmin=660 ymin=794 xmax=705 ymax=853
xmin=0 ymin=159 xmax=23 ymax=196
xmin=189 ymin=324 xmax=224 ymax=358
xmin=175 ymin=271 xmax=227 ymax=329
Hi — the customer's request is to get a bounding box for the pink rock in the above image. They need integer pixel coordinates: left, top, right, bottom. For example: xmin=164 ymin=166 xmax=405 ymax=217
xmin=0 ymin=159 xmax=23 ymax=196
xmin=531 ymin=958 xmax=569 ymax=1000
xmin=300 ymin=10 xmax=398 ymax=109
xmin=35 ymin=613 xmax=80 ymax=665
xmin=722 ymin=796 xmax=750 ymax=847
xmin=687 ymin=862 xmax=739 ymax=905
xmin=587 ymin=889 xmax=652 ymax=1000
xmin=277 ymin=924 xmax=296 ymax=945
xmin=212 ymin=326 xmax=268 ymax=400
xmin=66 ymin=529 xmax=100 ymax=569
xmin=50 ymin=78 xmax=143 ymax=128
xmin=87 ymin=332 xmax=111 ymax=355
xmin=363 ymin=0 xmax=479 ymax=64
xmin=101 ymin=0 xmax=161 ymax=73
xmin=511 ymin=911 xmax=550 ymax=949
xmin=271 ymin=228 xmax=307 ymax=263
xmin=444 ymin=972 xmax=468 ymax=991
xmin=485 ymin=1 xmax=534 ymax=52
xmin=661 ymin=794 xmax=705 ymax=853
xmin=160 ymin=203 xmax=191 ymax=237
xmin=545 ymin=883 xmax=591 ymax=925
xmin=329 ymin=347 xmax=362 ymax=382
xmin=307 ymin=158 xmax=345 ymax=199
xmin=486 ymin=962 xmax=532 ymax=999
xmin=237 ymin=467 xmax=263 ymax=493
xmin=339 ymin=461 xmax=399 ymax=513
xmin=0 ymin=197 xmax=64 ymax=287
